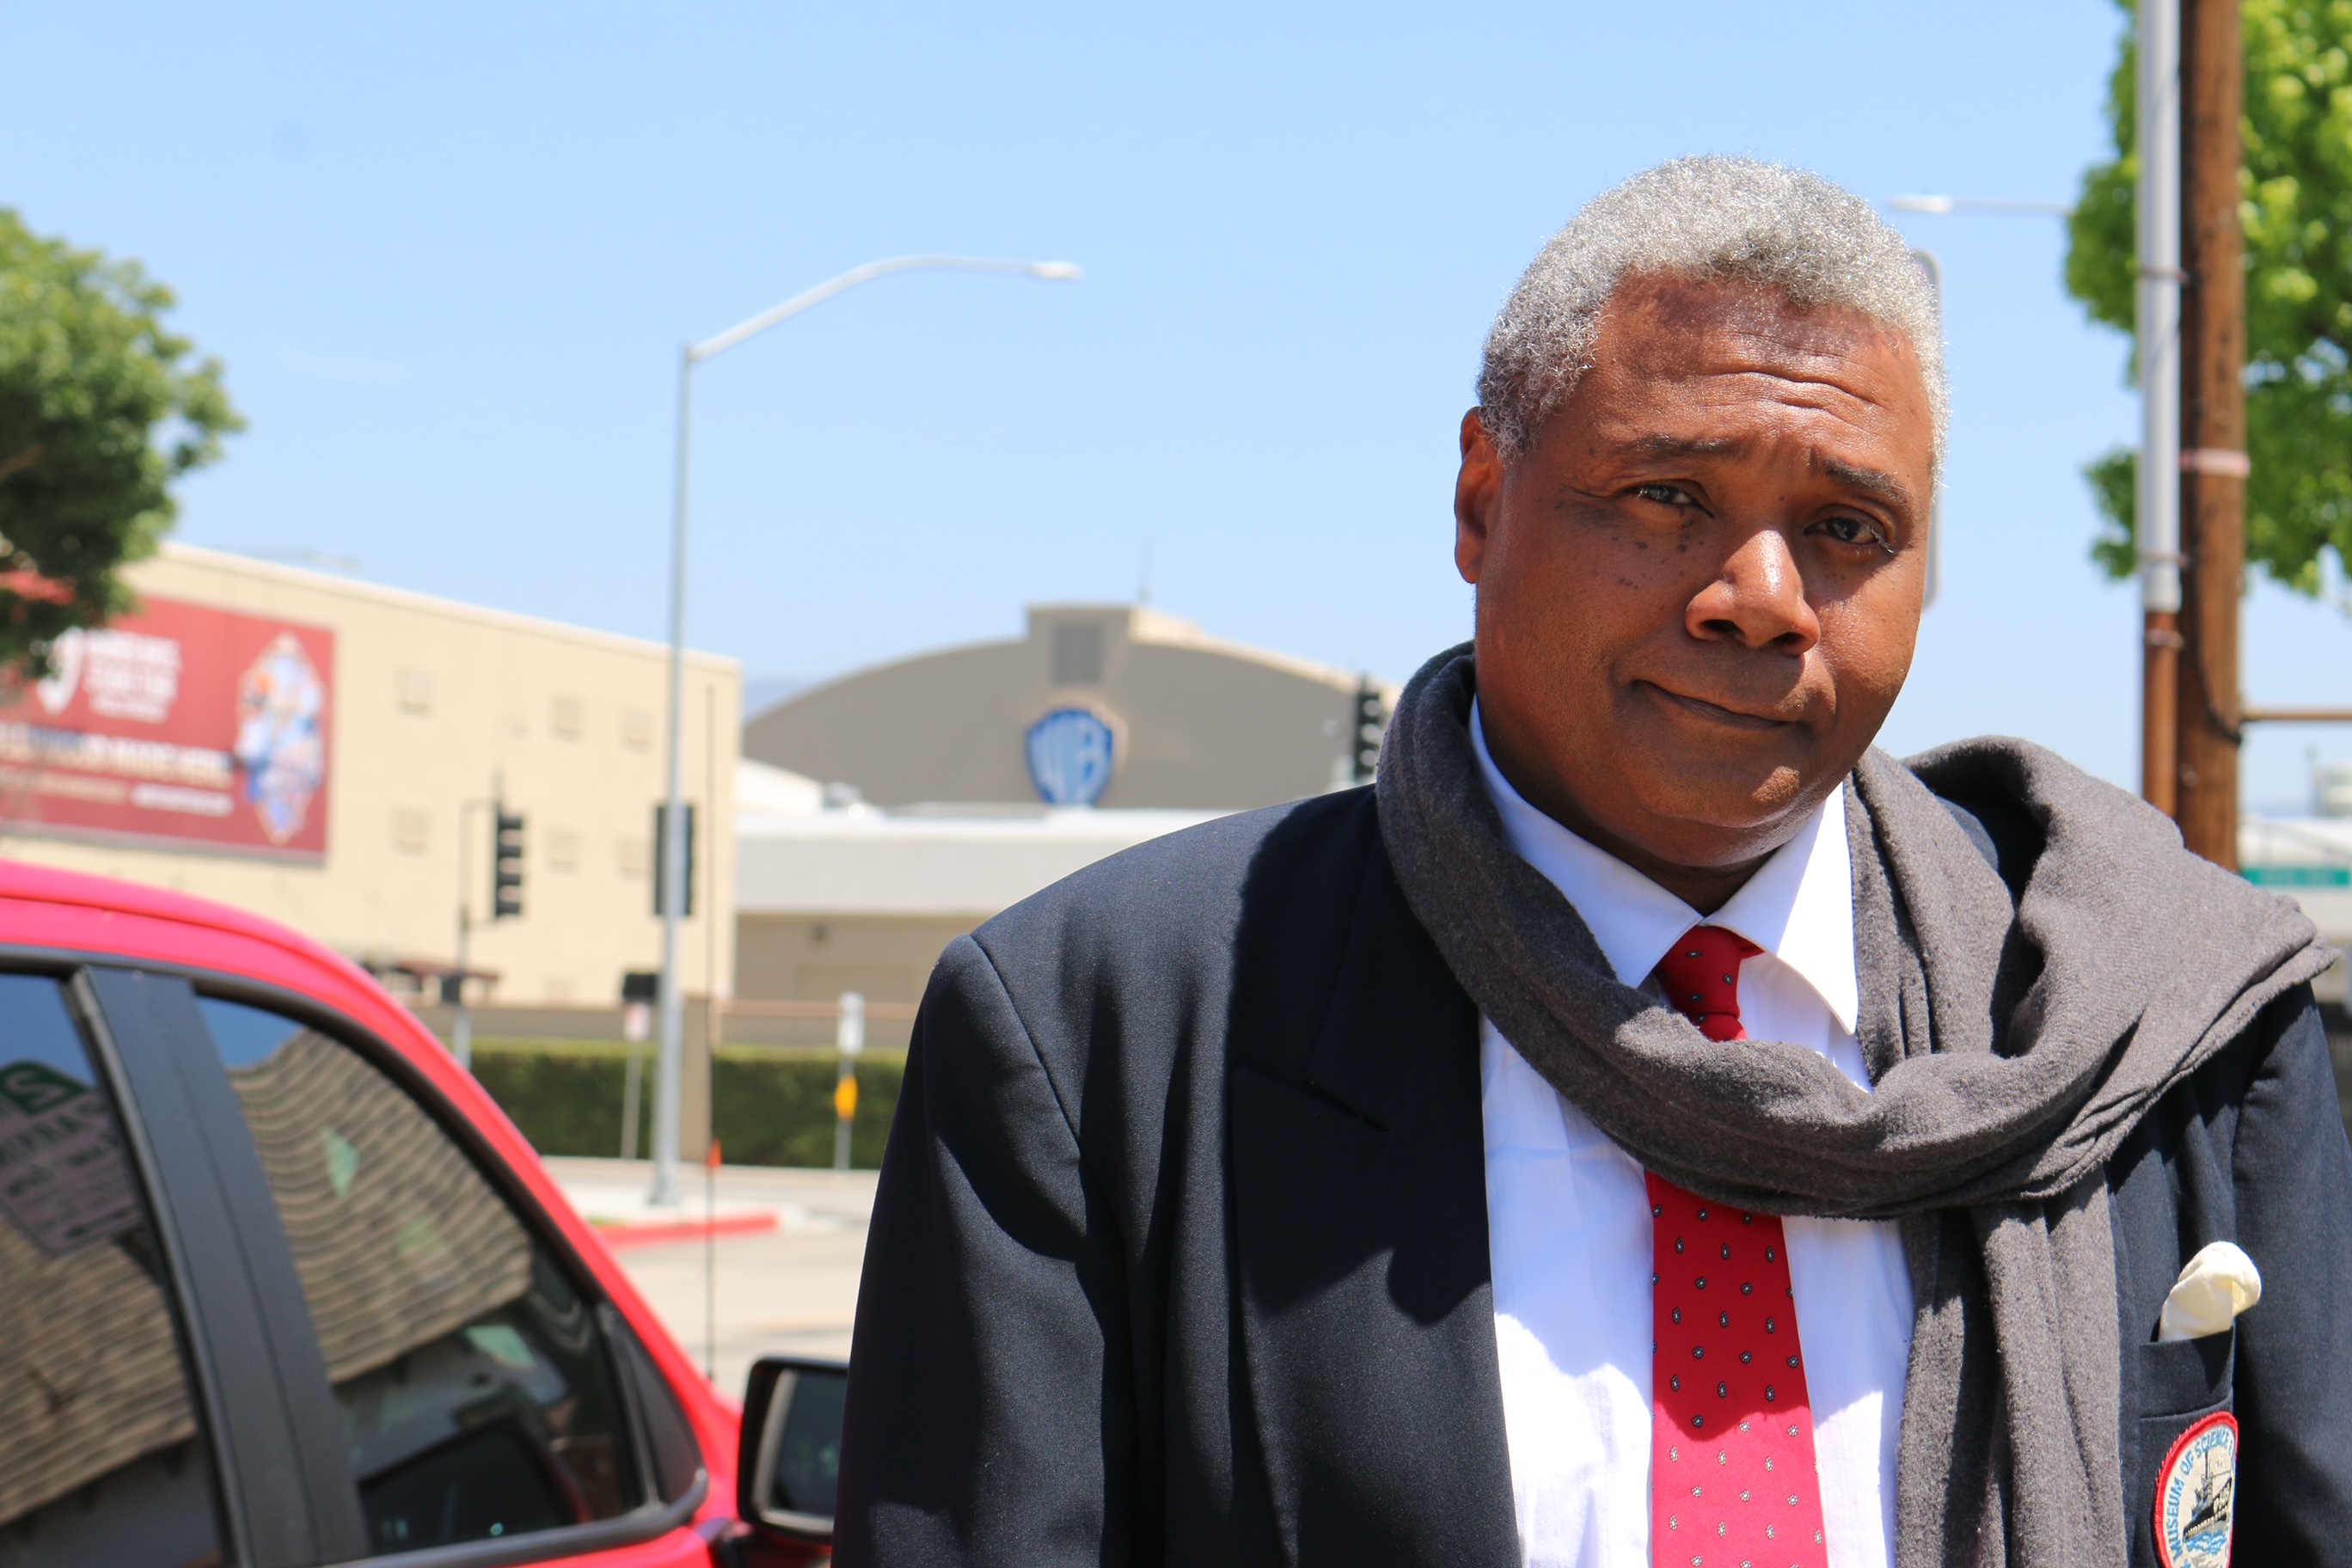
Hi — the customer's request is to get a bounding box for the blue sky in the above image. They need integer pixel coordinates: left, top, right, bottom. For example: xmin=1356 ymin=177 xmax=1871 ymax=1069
xmin=4 ymin=1 xmax=2348 ymax=810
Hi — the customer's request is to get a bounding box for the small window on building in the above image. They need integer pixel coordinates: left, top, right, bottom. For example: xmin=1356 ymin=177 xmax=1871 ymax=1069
xmin=549 ymin=695 xmax=585 ymax=741
xmin=621 ymin=707 xmax=654 ymax=752
xmin=616 ymin=836 xmax=651 ymax=878
xmin=1051 ymin=622 xmax=1105 ymax=686
xmin=392 ymin=807 xmax=432 ymax=854
xmin=548 ymin=826 xmax=581 ymax=873
xmin=396 ymin=669 xmax=435 ymax=715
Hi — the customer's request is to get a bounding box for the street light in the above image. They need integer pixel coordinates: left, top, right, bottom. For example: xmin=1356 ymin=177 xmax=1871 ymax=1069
xmin=1888 ymin=195 xmax=2073 ymax=217
xmin=648 ymin=254 xmax=1082 ymax=1206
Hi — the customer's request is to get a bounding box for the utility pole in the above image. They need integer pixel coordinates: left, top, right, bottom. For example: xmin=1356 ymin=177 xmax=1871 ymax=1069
xmin=2175 ymin=0 xmax=2248 ymax=866
xmin=449 ymin=779 xmax=524 ymax=1072
xmin=450 ymin=904 xmax=474 ymax=1069
xmin=2138 ymin=0 xmax=2184 ymax=818
xmin=451 ymin=794 xmax=484 ymax=1069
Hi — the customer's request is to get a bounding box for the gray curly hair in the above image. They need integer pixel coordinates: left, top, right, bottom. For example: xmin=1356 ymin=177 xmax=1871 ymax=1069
xmin=1477 ymin=156 xmax=1946 ymax=465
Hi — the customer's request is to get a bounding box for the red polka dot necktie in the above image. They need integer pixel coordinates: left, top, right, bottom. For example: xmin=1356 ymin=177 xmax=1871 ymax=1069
xmin=1648 ymin=925 xmax=1827 ymax=1568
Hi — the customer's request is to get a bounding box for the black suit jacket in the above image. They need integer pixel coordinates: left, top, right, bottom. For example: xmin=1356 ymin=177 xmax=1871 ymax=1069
xmin=836 ymin=786 xmax=2352 ymax=1566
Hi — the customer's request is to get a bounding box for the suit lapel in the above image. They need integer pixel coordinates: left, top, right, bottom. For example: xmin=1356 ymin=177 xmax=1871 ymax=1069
xmin=1230 ymin=827 xmax=1520 ymax=1566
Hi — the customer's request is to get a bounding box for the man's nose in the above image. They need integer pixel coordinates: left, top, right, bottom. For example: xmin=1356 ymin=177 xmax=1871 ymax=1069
xmin=1683 ymin=527 xmax=1821 ymax=653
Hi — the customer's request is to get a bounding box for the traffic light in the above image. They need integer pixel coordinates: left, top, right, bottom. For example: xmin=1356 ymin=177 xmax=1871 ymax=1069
xmin=492 ymin=805 xmax=524 ymax=919
xmin=1351 ymin=678 xmax=1386 ymax=782
xmin=652 ymin=802 xmax=695 ymax=917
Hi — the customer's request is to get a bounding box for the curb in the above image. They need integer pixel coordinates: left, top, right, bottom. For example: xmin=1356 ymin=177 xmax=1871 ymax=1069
xmin=591 ymin=1211 xmax=781 ymax=1250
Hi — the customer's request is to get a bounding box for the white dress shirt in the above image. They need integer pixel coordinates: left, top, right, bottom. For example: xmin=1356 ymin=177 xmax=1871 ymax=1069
xmin=1471 ymin=705 xmax=1914 ymax=1568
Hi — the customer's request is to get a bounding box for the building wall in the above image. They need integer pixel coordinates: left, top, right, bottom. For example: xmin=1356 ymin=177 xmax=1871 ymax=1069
xmin=732 ymin=788 xmax=1225 ymax=1011
xmin=735 ymin=913 xmax=976 ymax=1008
xmin=0 ymin=545 xmax=738 ymax=1008
xmin=744 ymin=603 xmax=1392 ymax=810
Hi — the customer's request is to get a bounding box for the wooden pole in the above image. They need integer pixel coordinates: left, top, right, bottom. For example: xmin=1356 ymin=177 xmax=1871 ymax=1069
xmin=2176 ymin=0 xmax=2246 ymax=867
xmin=2145 ymin=616 xmax=2181 ymax=816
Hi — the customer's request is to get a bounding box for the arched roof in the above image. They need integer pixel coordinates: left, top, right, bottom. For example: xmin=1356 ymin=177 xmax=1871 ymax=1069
xmin=743 ymin=604 xmax=1393 ymax=811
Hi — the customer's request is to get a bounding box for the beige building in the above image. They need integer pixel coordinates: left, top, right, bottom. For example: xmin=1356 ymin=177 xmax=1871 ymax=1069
xmin=744 ymin=603 xmax=1392 ymax=811
xmin=0 ymin=543 xmax=738 ymax=1011
xmin=732 ymin=757 xmax=1220 ymax=1029
xmin=730 ymin=604 xmax=1397 ymax=1041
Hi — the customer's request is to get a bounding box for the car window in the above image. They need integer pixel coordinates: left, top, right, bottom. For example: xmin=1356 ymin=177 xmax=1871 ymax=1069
xmin=196 ymin=996 xmax=645 ymax=1556
xmin=0 ymin=973 xmax=225 ymax=1568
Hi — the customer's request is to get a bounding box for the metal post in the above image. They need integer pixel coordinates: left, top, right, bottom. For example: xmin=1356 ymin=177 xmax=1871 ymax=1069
xmin=451 ymin=906 xmax=473 ymax=1070
xmin=834 ymin=991 xmax=865 ymax=1173
xmin=2138 ymin=0 xmax=2184 ymax=816
xmin=652 ymin=346 xmax=694 ymax=1207
xmin=705 ymin=1133 xmax=720 ymax=1381
xmin=620 ymin=1045 xmax=643 ymax=1160
xmin=451 ymin=792 xmax=476 ymax=1070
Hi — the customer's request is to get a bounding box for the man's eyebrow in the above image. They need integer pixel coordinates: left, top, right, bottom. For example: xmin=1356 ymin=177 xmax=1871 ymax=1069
xmin=1621 ymin=436 xmax=1916 ymax=511
xmin=1629 ymin=433 xmax=1743 ymax=461
xmin=1817 ymin=456 xmax=1912 ymax=509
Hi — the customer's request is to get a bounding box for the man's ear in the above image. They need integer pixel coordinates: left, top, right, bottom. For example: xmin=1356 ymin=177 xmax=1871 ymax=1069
xmin=1455 ymin=407 xmax=1504 ymax=585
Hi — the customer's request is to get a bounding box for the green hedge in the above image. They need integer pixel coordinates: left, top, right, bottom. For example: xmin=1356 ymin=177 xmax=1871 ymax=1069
xmin=469 ymin=1041 xmax=904 ymax=1169
xmin=712 ymin=1052 xmax=903 ymax=1169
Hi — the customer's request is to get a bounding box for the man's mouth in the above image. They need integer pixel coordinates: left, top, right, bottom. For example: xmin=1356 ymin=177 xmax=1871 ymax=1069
xmin=1637 ymin=682 xmax=1798 ymax=732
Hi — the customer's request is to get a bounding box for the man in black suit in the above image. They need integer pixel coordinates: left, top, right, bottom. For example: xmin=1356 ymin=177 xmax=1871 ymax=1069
xmin=836 ymin=158 xmax=2352 ymax=1568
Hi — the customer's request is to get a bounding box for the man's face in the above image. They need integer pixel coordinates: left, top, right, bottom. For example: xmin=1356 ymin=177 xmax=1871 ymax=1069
xmin=1455 ymin=273 xmax=1934 ymax=881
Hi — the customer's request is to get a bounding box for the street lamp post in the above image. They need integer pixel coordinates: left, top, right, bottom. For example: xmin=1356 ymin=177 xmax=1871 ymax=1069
xmin=647 ymin=254 xmax=1081 ymax=1206
xmin=2136 ymin=0 xmax=2184 ymax=819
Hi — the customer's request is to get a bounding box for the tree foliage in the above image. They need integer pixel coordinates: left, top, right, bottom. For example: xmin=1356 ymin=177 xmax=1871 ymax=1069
xmin=0 ymin=211 xmax=241 ymax=678
xmin=2067 ymin=0 xmax=2352 ymax=597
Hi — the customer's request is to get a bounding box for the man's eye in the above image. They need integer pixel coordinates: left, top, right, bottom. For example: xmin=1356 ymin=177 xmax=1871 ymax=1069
xmin=1632 ymin=482 xmax=1695 ymax=507
xmin=1816 ymin=515 xmax=1890 ymax=548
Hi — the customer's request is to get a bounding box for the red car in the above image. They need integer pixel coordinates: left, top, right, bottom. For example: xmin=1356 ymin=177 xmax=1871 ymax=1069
xmin=0 ymin=860 xmax=837 ymax=1568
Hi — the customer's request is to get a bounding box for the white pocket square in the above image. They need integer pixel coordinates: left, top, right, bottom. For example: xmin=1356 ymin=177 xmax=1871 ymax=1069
xmin=2157 ymin=1240 xmax=2262 ymax=1343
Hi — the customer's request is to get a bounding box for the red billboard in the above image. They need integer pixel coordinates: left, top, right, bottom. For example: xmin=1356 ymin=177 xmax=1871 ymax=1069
xmin=0 ymin=597 xmax=334 ymax=861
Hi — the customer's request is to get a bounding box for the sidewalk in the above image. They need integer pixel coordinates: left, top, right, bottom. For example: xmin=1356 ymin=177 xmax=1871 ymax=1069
xmin=543 ymin=1157 xmax=878 ymax=1396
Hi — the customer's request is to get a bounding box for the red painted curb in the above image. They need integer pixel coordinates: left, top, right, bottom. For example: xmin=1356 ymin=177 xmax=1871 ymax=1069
xmin=592 ymin=1211 xmax=781 ymax=1250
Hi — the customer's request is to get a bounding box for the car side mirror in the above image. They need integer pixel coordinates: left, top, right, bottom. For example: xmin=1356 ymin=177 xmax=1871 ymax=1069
xmin=738 ymin=1356 xmax=848 ymax=1546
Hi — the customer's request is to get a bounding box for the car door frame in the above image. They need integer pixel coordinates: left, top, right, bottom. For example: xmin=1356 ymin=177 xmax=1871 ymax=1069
xmin=15 ymin=945 xmax=709 ymax=1568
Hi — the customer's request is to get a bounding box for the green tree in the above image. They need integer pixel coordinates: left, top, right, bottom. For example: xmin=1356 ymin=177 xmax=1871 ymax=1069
xmin=2067 ymin=0 xmax=2352 ymax=597
xmin=0 ymin=210 xmax=241 ymax=678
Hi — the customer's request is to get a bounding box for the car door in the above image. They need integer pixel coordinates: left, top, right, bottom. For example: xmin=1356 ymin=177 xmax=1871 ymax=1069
xmin=6 ymin=955 xmax=720 ymax=1568
xmin=0 ymin=967 xmax=232 ymax=1568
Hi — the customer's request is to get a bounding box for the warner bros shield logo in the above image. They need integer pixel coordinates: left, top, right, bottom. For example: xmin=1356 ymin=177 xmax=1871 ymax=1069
xmin=1026 ymin=707 xmax=1117 ymax=807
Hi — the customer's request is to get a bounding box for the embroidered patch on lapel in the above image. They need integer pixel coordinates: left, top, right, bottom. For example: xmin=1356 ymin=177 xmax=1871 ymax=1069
xmin=2153 ymin=1410 xmax=2238 ymax=1568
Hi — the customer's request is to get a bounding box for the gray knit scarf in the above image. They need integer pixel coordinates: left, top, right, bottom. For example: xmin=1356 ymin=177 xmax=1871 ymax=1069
xmin=1374 ymin=646 xmax=2331 ymax=1568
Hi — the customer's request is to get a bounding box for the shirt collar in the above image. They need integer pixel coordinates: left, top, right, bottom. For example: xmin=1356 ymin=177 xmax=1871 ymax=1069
xmin=1468 ymin=701 xmax=1859 ymax=1033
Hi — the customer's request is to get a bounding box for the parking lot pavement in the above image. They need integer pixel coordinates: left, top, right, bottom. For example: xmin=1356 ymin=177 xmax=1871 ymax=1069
xmin=542 ymin=1157 xmax=877 ymax=1398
